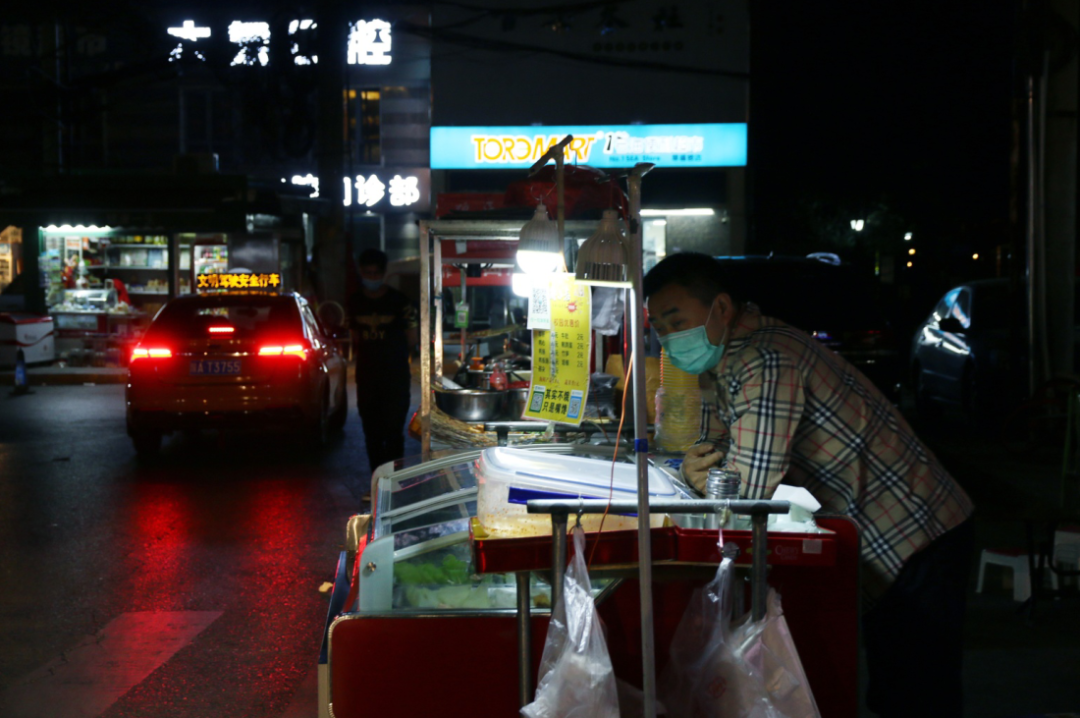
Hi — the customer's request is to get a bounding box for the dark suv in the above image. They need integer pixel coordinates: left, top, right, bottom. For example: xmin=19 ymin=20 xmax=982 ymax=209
xmin=713 ymin=254 xmax=902 ymax=401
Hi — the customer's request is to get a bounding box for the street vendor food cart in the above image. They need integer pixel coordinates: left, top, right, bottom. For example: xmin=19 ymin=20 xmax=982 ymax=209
xmin=319 ymin=445 xmax=860 ymax=717
xmin=318 ymin=168 xmax=861 ymax=716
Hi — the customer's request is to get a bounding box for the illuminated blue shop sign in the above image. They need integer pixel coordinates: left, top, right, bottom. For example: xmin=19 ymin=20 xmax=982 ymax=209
xmin=430 ymin=123 xmax=746 ymax=170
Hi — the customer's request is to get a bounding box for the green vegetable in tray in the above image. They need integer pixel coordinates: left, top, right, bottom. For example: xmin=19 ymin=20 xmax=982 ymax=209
xmin=394 ymin=552 xmax=474 ymax=586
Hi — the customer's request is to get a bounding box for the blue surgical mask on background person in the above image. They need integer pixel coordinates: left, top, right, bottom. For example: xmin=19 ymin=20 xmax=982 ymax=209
xmin=362 ymin=278 xmax=384 ymax=292
xmin=658 ymin=300 xmax=728 ymax=374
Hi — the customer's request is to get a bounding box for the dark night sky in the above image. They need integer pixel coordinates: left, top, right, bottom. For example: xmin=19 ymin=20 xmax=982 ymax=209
xmin=750 ymin=2 xmax=1017 ymax=244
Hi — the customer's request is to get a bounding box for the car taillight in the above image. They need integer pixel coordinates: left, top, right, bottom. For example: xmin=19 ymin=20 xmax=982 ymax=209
xmin=258 ymin=342 xmax=309 ymax=360
xmin=208 ymin=326 xmax=235 ymax=335
xmin=131 ymin=346 xmax=172 ymax=361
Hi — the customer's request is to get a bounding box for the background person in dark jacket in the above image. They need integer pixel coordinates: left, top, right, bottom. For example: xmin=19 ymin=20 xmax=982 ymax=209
xmin=347 ymin=249 xmax=418 ymax=476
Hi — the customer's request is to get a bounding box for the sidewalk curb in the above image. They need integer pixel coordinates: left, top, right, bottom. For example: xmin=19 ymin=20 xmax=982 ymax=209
xmin=0 ymin=370 xmax=128 ymax=386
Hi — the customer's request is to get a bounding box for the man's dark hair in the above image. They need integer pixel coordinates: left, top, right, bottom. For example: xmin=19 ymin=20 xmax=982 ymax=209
xmin=358 ymin=248 xmax=388 ymax=273
xmin=642 ymin=252 xmax=745 ymax=306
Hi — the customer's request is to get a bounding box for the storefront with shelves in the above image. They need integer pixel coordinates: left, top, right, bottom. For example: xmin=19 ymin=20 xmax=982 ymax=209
xmin=1 ymin=174 xmax=326 ymax=365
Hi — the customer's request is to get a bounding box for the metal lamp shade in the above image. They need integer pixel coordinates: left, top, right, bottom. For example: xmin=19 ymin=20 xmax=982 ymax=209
xmin=575 ymin=209 xmax=631 ymax=287
xmin=516 ymin=204 xmax=562 ymax=275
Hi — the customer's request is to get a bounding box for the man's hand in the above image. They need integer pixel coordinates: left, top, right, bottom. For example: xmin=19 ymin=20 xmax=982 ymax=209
xmin=682 ymin=442 xmax=724 ymax=494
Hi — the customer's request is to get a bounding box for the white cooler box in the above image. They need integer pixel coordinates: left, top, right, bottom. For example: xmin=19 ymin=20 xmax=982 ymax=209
xmin=476 ymin=447 xmax=681 ymax=538
xmin=0 ymin=314 xmax=55 ymax=368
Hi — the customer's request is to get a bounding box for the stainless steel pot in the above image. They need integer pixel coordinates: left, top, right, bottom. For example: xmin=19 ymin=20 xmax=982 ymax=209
xmin=499 ymin=387 xmax=530 ymax=420
xmin=434 ymin=389 xmax=506 ymax=422
xmin=465 ymin=369 xmax=493 ymax=389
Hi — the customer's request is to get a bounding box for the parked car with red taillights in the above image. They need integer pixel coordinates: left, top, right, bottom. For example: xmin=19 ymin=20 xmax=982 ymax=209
xmin=125 ymin=289 xmax=347 ymax=458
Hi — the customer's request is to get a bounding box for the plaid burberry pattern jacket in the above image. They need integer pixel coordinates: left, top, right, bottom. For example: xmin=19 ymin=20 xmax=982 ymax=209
xmin=689 ymin=315 xmax=974 ymax=599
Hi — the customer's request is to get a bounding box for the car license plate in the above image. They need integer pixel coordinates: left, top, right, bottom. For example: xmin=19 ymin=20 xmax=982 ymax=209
xmin=189 ymin=360 xmax=241 ymax=376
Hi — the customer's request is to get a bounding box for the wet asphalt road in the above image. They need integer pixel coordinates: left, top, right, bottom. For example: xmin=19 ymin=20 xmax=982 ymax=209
xmin=0 ymin=382 xmax=400 ymax=718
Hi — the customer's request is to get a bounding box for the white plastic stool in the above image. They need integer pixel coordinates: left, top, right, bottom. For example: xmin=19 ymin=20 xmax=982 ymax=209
xmin=976 ymin=548 xmax=1058 ymax=602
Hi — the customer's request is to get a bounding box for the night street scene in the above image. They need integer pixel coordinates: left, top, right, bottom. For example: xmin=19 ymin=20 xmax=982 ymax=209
xmin=1 ymin=1 xmax=1079 ymax=717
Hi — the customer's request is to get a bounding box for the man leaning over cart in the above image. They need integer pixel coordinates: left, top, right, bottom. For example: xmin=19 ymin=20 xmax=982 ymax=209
xmin=643 ymin=252 xmax=974 ymax=718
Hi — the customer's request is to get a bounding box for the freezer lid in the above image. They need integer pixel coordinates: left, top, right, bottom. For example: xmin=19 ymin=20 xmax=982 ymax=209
xmin=478 ymin=447 xmax=679 ymax=499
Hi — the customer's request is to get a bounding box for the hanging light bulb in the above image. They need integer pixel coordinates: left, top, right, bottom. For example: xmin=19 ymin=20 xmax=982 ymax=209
xmin=511 ymin=271 xmax=532 ymax=298
xmin=516 ymin=203 xmax=562 ymax=275
xmin=575 ymin=209 xmax=631 ymax=287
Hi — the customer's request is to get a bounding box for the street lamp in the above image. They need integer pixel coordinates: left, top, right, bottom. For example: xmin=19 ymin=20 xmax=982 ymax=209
xmin=904 ymin=232 xmax=913 ymax=241
xmin=850 ymin=219 xmax=865 ymax=232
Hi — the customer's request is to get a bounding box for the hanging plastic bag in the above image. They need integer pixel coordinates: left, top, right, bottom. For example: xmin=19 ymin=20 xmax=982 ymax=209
xmin=659 ymin=558 xmax=820 ymax=718
xmin=522 ymin=525 xmax=620 ymax=718
xmin=728 ymin=589 xmax=820 ymax=718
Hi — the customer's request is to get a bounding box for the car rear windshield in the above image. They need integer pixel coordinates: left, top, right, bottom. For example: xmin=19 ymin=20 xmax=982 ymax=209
xmin=719 ymin=261 xmax=887 ymax=332
xmin=146 ymin=296 xmax=301 ymax=340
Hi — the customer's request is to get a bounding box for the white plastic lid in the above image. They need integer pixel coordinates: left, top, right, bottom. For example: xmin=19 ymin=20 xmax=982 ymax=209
xmin=477 ymin=447 xmax=678 ymax=502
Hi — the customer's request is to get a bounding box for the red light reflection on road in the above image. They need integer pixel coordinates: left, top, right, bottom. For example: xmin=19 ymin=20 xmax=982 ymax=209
xmin=123 ymin=485 xmax=197 ymax=611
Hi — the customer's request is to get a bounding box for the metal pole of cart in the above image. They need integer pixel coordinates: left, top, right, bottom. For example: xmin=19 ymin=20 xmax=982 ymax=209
xmin=419 ymin=221 xmax=432 ymax=462
xmin=515 ymin=571 xmax=533 ymax=707
xmin=626 ymin=163 xmax=657 ymax=716
xmin=434 ymin=236 xmax=443 ymax=392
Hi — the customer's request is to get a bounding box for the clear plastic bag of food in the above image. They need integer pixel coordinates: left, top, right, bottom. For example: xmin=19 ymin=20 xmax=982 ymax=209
xmin=659 ymin=557 xmax=820 ymax=718
xmin=522 ymin=525 xmax=619 ymax=718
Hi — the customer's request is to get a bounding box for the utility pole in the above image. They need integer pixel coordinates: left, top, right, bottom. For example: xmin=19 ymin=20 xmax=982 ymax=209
xmin=315 ymin=0 xmax=347 ymax=304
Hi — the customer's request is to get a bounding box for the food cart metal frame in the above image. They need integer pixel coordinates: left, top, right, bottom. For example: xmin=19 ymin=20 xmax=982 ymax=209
xmin=416 ymin=218 xmax=601 ymax=459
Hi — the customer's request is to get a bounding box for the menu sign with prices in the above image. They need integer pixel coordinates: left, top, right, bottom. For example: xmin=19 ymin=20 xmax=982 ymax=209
xmin=524 ymin=274 xmax=591 ymax=426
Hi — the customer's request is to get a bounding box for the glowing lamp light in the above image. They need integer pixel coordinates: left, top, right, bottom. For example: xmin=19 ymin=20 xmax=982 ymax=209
xmin=904 ymin=232 xmax=913 ymax=241
xmin=640 ymin=208 xmax=714 ymax=217
xmin=906 ymin=261 xmax=913 ymax=268
xmin=44 ymin=225 xmax=112 ymax=232
xmin=972 ymin=253 xmax=979 ymax=260
xmin=575 ymin=208 xmax=631 ymax=287
xmin=511 ymin=272 xmax=533 ymax=298
xmin=516 ymin=204 xmax=562 ymax=275
xmin=908 ymin=248 xmax=916 ymax=256
xmin=850 ymin=219 xmax=865 ymax=232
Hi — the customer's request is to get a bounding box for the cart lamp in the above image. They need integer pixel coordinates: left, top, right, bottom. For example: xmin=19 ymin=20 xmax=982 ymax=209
xmin=511 ymin=271 xmax=532 ymax=298
xmin=575 ymin=209 xmax=631 ymax=287
xmin=516 ymin=204 xmax=562 ymax=275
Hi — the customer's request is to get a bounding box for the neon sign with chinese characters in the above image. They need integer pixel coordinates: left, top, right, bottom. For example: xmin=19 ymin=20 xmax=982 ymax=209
xmin=430 ymin=123 xmax=747 ymax=169
xmin=164 ymin=18 xmax=390 ymax=66
xmin=287 ymin=170 xmax=429 ymax=212
xmin=196 ymin=273 xmax=280 ymax=291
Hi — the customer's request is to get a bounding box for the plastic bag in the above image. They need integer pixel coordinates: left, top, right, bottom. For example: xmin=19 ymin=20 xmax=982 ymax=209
xmin=659 ymin=559 xmax=820 ymax=718
xmin=522 ymin=525 xmax=620 ymax=718
xmin=736 ymin=590 xmax=820 ymax=717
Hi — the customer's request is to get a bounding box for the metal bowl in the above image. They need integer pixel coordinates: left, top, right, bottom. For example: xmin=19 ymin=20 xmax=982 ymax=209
xmin=434 ymin=389 xmax=506 ymax=422
xmin=499 ymin=387 xmax=530 ymax=420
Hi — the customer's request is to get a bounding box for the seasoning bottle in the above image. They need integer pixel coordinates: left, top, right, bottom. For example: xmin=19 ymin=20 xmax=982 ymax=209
xmin=704 ymin=464 xmax=741 ymax=529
